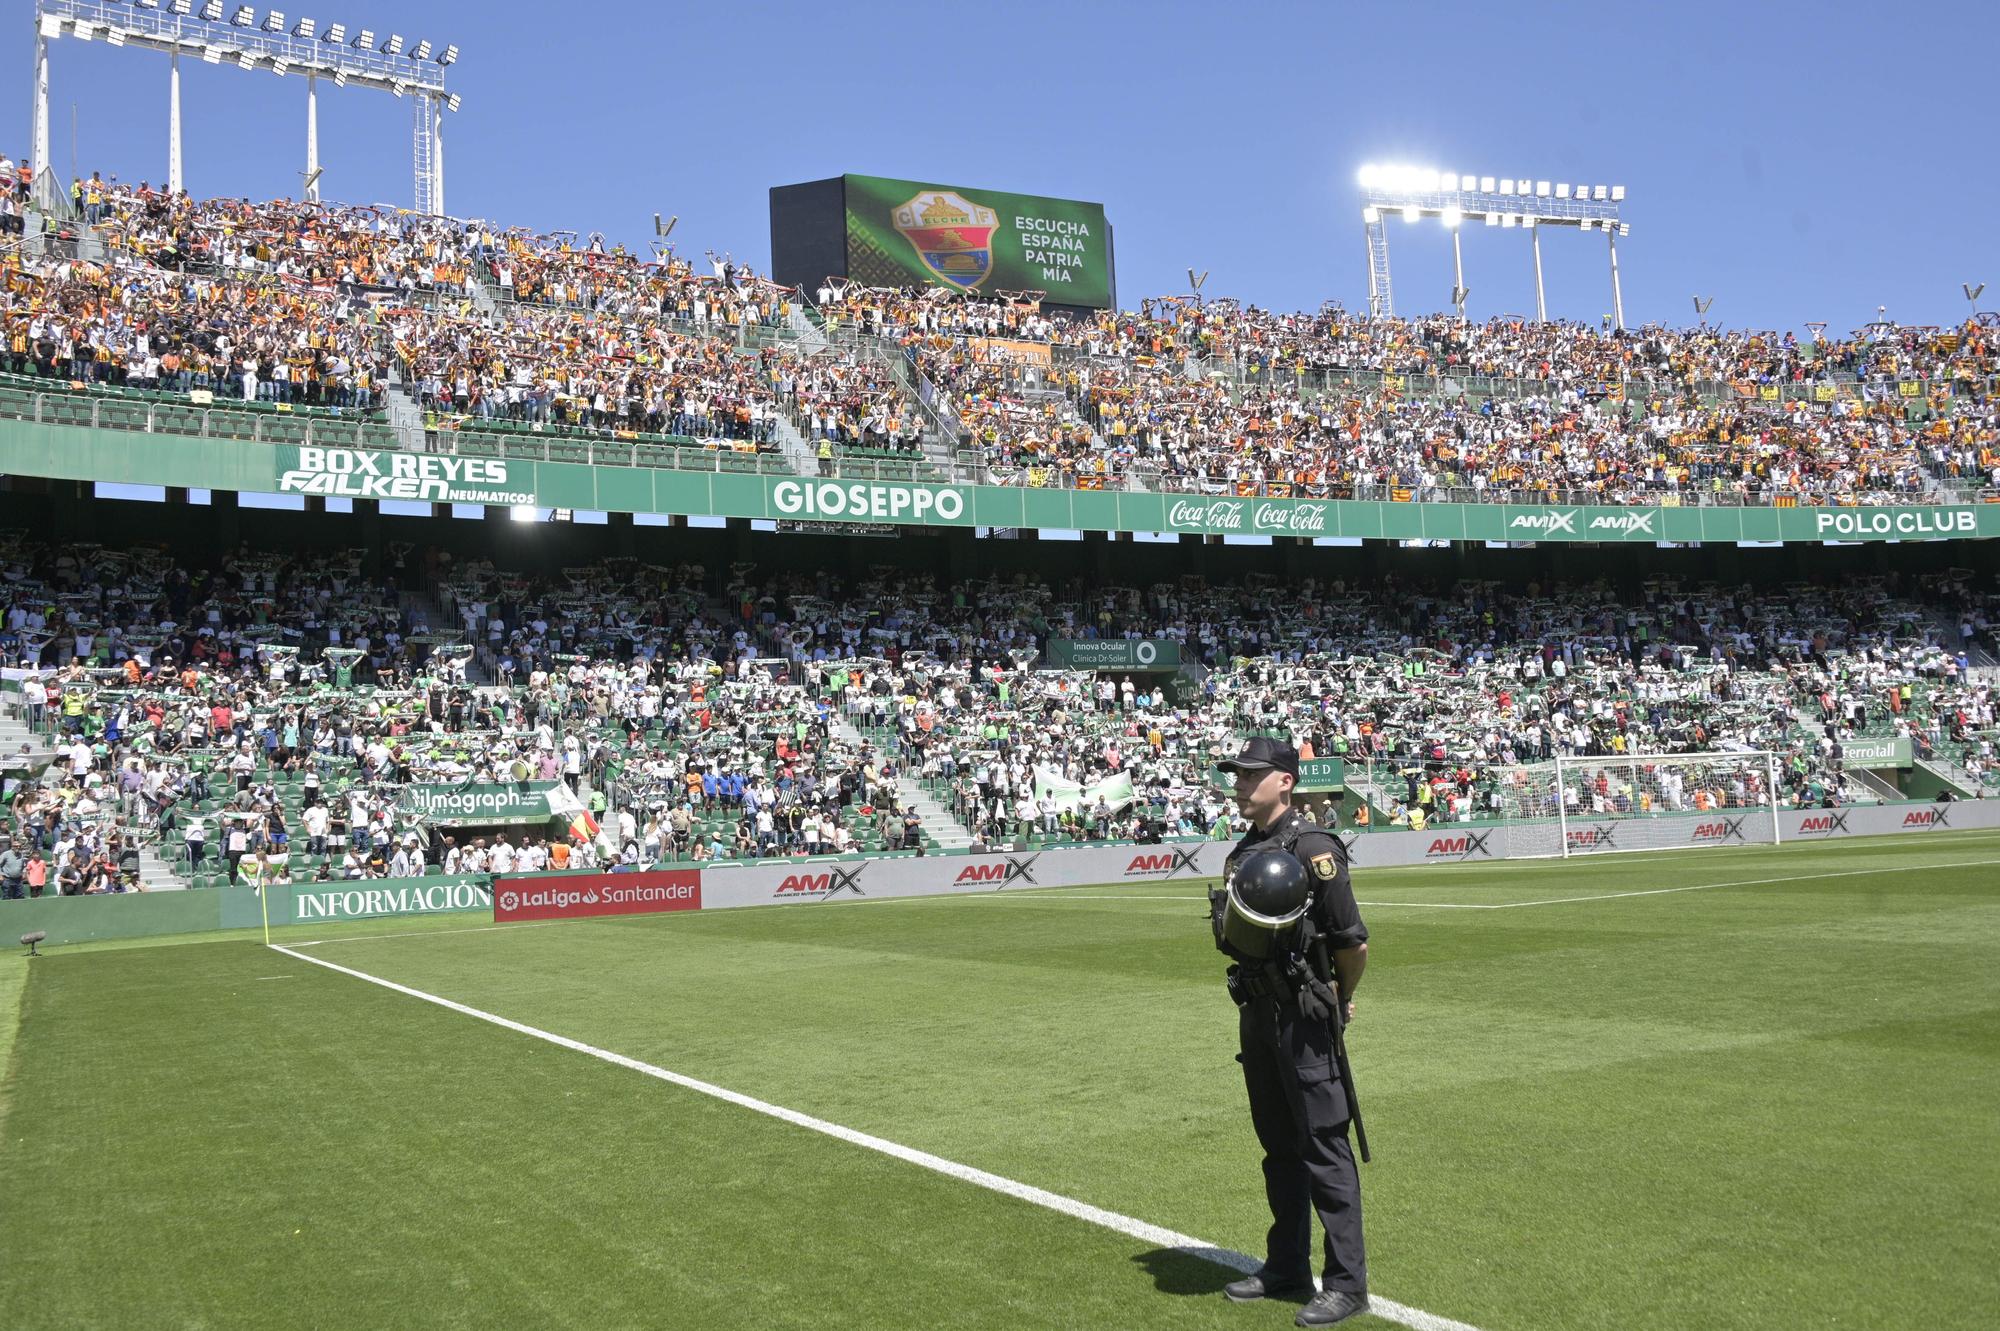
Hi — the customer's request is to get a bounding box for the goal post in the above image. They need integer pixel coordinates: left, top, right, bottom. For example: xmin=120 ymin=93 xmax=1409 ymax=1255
xmin=1551 ymin=751 xmax=1782 ymax=858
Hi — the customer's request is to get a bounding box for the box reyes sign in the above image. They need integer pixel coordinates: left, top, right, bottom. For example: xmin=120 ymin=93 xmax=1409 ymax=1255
xmin=492 ymin=870 xmax=701 ymax=922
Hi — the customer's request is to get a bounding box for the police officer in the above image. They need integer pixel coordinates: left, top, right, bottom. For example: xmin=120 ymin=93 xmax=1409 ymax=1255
xmin=1213 ymin=737 xmax=1370 ymax=1327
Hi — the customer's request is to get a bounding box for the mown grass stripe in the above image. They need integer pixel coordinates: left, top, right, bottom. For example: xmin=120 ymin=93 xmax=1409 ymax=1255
xmin=269 ymin=942 xmax=1485 ymax=1331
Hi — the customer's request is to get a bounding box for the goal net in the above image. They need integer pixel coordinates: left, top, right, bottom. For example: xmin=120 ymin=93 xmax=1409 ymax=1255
xmin=1553 ymin=751 xmax=1780 ymax=858
xmin=1473 ymin=752 xmax=1781 ymax=858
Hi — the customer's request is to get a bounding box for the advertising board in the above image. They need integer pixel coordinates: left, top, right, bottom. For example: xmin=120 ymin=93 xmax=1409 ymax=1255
xmin=492 ymin=869 xmax=701 ymax=922
xmin=842 ymin=174 xmax=1113 ymax=307
xmin=7 ymin=426 xmax=2000 ymax=547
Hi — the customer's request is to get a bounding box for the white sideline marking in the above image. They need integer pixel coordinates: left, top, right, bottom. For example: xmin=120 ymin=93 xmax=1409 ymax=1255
xmin=1359 ymin=857 xmax=2000 ymax=910
xmin=971 ymin=893 xmax=1205 ymax=901
xmin=291 ymin=921 xmax=561 ymax=948
xmin=267 ymin=942 xmax=1483 ymax=1331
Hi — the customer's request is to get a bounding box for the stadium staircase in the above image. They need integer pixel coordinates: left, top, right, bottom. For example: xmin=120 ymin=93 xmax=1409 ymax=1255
xmin=464 ymin=266 xmax=501 ymax=316
xmin=1915 ymin=756 xmax=1987 ymax=798
xmin=0 ymin=703 xmax=60 ymax=770
xmin=383 ymin=368 xmax=430 ymax=453
xmin=766 ymin=412 xmax=825 ymax=477
xmin=823 ymin=711 xmax=976 ymax=850
xmin=0 ymin=704 xmax=187 ymax=890
xmin=785 ymin=305 xmax=830 ymax=356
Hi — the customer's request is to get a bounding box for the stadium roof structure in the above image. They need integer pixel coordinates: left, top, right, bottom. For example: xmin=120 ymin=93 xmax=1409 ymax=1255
xmin=30 ymin=0 xmax=461 ymax=212
xmin=1356 ymin=163 xmax=1629 ymax=327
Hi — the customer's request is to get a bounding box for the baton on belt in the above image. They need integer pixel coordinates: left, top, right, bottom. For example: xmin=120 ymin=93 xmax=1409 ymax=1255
xmin=1310 ymin=935 xmax=1370 ymax=1163
xmin=1331 ymin=995 xmax=1370 ymax=1163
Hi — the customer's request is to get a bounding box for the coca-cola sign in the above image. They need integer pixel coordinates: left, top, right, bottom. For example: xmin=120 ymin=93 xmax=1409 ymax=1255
xmin=1165 ymin=499 xmax=1333 ymax=535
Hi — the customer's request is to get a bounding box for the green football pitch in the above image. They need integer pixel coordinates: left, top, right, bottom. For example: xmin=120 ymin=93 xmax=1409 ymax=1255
xmin=3 ymin=832 xmax=1997 ymax=1331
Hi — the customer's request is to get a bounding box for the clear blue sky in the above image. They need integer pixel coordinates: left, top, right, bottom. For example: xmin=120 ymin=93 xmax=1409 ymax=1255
xmin=16 ymin=0 xmax=1997 ymax=334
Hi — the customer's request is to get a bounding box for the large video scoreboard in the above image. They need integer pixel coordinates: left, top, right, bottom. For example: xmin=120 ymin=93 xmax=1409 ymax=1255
xmin=771 ymin=173 xmax=1115 ymax=311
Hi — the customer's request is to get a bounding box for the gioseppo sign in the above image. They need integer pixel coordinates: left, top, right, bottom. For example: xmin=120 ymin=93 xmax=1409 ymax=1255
xmin=492 ymin=869 xmax=701 ymax=921
xmin=277 ymin=447 xmax=534 ymax=504
xmin=771 ymin=479 xmax=967 ymax=524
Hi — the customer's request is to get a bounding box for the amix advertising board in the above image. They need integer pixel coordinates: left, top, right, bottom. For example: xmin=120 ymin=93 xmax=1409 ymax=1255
xmin=771 ymin=174 xmax=1114 ymax=310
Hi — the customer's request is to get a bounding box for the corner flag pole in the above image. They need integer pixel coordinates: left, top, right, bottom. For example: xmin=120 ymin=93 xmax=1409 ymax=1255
xmin=260 ymin=878 xmax=271 ymax=947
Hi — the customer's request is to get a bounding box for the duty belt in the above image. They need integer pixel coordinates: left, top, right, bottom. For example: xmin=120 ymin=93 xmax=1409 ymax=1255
xmin=1232 ymin=965 xmax=1290 ymax=1003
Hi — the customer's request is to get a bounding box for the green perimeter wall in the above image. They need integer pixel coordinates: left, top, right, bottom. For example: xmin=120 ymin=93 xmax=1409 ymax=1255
xmin=5 ymin=874 xmax=501 ymax=947
xmin=4 ymin=422 xmax=1997 ymax=545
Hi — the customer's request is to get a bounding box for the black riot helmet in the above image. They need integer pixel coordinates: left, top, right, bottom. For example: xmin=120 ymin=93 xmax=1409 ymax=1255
xmin=1220 ymin=849 xmax=1312 ymax=960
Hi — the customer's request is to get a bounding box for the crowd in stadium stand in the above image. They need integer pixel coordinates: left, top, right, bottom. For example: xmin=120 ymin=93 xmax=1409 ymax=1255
xmin=5 ymin=177 xmax=1998 ymax=502
xmin=906 ymin=305 xmax=1997 ymax=501
xmin=2 ymin=253 xmax=389 ymax=408
xmin=5 ymin=531 xmax=1999 ymax=897
xmin=0 ymin=152 xmax=30 ymax=237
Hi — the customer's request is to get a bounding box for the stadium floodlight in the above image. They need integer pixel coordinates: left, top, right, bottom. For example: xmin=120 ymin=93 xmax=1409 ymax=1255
xmin=291 ymin=17 xmax=311 ymax=37
xmin=1438 ymin=173 xmax=1457 ymax=192
xmin=107 ymin=25 xmax=127 ymax=45
xmin=230 ymin=6 xmax=254 ymax=26
xmin=270 ymin=57 xmax=286 ymax=74
xmin=1479 ymin=176 xmax=1495 ymax=192
xmin=202 ymin=45 xmax=223 ymax=62
xmin=381 ymin=34 xmax=403 ymax=55
xmin=1356 ymin=164 xmax=1377 ymax=188
xmin=199 ymin=1 xmax=223 ymax=21
xmin=322 ymin=22 xmax=345 ymax=43
xmin=352 ymin=29 xmax=373 ymax=49
xmin=1535 ymin=180 xmax=1550 ymax=197
xmin=439 ymin=43 xmax=458 ymax=65
xmin=412 ymin=39 xmax=431 ymax=59
xmin=1555 ymin=182 xmax=1570 ymax=199
xmin=1611 ymin=185 xmax=1626 ymax=201
xmin=388 ymin=80 xmax=404 ymax=97
xmin=237 ymin=50 xmax=256 ymax=69
xmin=1361 ymin=206 xmax=1379 ymax=224
xmin=1440 ymin=205 xmax=1462 ymax=229
xmin=332 ymin=67 xmax=346 ymax=86
xmin=444 ymin=92 xmax=462 ymax=112
xmin=74 ymin=20 xmax=97 ymax=40
xmin=1497 ymin=179 xmax=1514 ymax=195
xmin=136 ymin=0 xmax=160 ymax=9
xmin=169 ymin=0 xmax=192 ymax=14
xmin=1401 ymin=205 xmax=1421 ymax=223
xmin=262 ymin=10 xmax=284 ymax=31
xmin=1483 ymin=211 xmax=1498 ymax=226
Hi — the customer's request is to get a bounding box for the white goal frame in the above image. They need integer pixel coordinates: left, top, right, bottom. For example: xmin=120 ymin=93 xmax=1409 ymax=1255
xmin=1551 ymin=751 xmax=1783 ymax=858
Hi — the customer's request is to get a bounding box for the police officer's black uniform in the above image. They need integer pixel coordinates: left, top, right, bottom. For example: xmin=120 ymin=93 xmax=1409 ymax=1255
xmin=1217 ymin=742 xmax=1369 ymax=1311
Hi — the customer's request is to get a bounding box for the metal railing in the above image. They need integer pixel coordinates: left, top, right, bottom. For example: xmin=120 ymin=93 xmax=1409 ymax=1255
xmin=0 ymin=381 xmax=394 ymax=449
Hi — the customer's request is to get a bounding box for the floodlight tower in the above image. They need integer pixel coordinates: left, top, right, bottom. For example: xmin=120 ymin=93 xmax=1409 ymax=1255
xmin=28 ymin=2 xmax=462 ymax=213
xmin=1355 ymin=164 xmax=1630 ymax=327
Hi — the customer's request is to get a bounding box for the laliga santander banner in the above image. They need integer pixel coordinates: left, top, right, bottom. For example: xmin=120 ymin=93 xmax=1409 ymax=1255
xmin=492 ymin=869 xmax=701 ymax=922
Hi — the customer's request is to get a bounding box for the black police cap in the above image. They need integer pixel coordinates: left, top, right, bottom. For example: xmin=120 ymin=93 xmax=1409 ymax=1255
xmin=1216 ymin=737 xmax=1300 ymax=778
